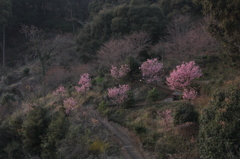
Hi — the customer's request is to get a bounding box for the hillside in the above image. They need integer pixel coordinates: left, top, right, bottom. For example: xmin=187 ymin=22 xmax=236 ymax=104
xmin=0 ymin=0 xmax=240 ymax=159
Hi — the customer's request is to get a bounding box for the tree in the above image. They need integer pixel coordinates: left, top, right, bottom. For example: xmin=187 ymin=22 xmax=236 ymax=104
xmin=77 ymin=4 xmax=165 ymax=57
xmin=110 ymin=64 xmax=130 ymax=79
xmin=97 ymin=31 xmax=151 ymax=67
xmin=201 ymin=0 xmax=240 ymax=55
xmin=182 ymin=88 xmax=198 ymax=101
xmin=0 ymin=0 xmax=11 ymax=68
xmin=166 ymin=61 xmax=202 ymax=91
xmin=63 ymin=97 xmax=77 ymax=114
xmin=139 ymin=58 xmax=163 ymax=83
xmin=75 ymin=73 xmax=92 ymax=93
xmin=22 ymin=106 xmax=49 ymax=156
xmin=155 ymin=15 xmax=218 ymax=63
xmin=107 ymin=84 xmax=130 ymax=106
xmin=20 ymin=24 xmax=55 ymax=76
xmin=199 ymin=83 xmax=240 ymax=159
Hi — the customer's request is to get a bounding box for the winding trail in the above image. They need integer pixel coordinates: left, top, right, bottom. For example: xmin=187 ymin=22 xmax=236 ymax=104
xmin=89 ymin=108 xmax=150 ymax=159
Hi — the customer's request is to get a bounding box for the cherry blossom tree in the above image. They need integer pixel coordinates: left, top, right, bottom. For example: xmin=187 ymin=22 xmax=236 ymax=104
xmin=166 ymin=61 xmax=202 ymax=91
xmin=75 ymin=73 xmax=92 ymax=92
xmin=63 ymin=97 xmax=77 ymax=114
xmin=139 ymin=58 xmax=163 ymax=83
xmin=110 ymin=64 xmax=130 ymax=79
xmin=53 ymin=85 xmax=66 ymax=96
xmin=182 ymin=88 xmax=198 ymax=101
xmin=107 ymin=84 xmax=130 ymax=106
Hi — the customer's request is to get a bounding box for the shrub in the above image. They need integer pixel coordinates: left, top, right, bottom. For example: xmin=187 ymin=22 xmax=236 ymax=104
xmin=41 ymin=110 xmax=69 ymax=159
xmin=133 ymin=125 xmax=147 ymax=135
xmin=89 ymin=139 xmax=109 ymax=156
xmin=0 ymin=93 xmax=14 ymax=105
xmin=199 ymin=85 xmax=240 ymax=159
xmin=173 ymin=102 xmax=198 ymax=126
xmin=97 ymin=101 xmax=108 ymax=114
xmin=22 ymin=106 xmax=49 ymax=156
xmin=75 ymin=73 xmax=92 ymax=93
xmin=122 ymin=91 xmax=135 ymax=108
xmin=107 ymin=84 xmax=130 ymax=106
xmin=23 ymin=68 xmax=30 ymax=76
xmin=147 ymin=88 xmax=159 ymax=102
xmin=63 ymin=97 xmax=77 ymax=114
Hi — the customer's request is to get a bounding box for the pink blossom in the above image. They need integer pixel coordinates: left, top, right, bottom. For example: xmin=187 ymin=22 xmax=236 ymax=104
xmin=166 ymin=61 xmax=202 ymax=91
xmin=63 ymin=97 xmax=77 ymax=114
xmin=75 ymin=73 xmax=92 ymax=92
xmin=107 ymin=84 xmax=130 ymax=105
xmin=139 ymin=58 xmax=163 ymax=83
xmin=182 ymin=88 xmax=198 ymax=101
xmin=53 ymin=85 xmax=66 ymax=96
xmin=110 ymin=64 xmax=130 ymax=79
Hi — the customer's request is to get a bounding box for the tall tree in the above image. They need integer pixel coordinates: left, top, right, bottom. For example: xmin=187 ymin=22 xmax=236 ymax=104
xmin=201 ymin=0 xmax=240 ymax=55
xmin=0 ymin=0 xmax=11 ymax=68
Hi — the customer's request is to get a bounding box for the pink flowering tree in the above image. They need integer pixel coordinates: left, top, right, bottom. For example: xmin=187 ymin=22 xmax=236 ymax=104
xmin=139 ymin=58 xmax=163 ymax=83
xmin=182 ymin=88 xmax=198 ymax=101
xmin=53 ymin=85 xmax=66 ymax=105
xmin=63 ymin=97 xmax=77 ymax=114
xmin=53 ymin=85 xmax=66 ymax=96
xmin=110 ymin=64 xmax=130 ymax=79
xmin=107 ymin=84 xmax=130 ymax=106
xmin=75 ymin=73 xmax=92 ymax=93
xmin=166 ymin=61 xmax=202 ymax=91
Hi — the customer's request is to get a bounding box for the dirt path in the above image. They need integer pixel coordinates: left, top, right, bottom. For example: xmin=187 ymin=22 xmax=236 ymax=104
xmin=90 ymin=108 xmax=151 ymax=159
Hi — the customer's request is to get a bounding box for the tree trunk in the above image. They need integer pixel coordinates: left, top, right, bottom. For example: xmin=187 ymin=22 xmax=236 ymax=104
xmin=2 ymin=25 xmax=5 ymax=68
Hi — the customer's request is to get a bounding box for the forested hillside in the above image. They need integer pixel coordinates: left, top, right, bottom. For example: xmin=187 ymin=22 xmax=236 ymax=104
xmin=0 ymin=0 xmax=240 ymax=158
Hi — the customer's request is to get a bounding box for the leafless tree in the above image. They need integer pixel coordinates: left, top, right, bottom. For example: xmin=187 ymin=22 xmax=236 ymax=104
xmin=97 ymin=31 xmax=151 ymax=67
xmin=152 ymin=15 xmax=219 ymax=64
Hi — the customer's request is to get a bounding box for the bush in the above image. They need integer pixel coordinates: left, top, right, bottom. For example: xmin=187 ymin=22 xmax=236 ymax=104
xmin=199 ymin=85 xmax=240 ymax=159
xmin=23 ymin=68 xmax=30 ymax=76
xmin=22 ymin=106 xmax=50 ymax=156
xmin=173 ymin=102 xmax=198 ymax=126
xmin=122 ymin=91 xmax=135 ymax=108
xmin=88 ymin=139 xmax=109 ymax=156
xmin=133 ymin=124 xmax=147 ymax=135
xmin=0 ymin=93 xmax=14 ymax=105
xmin=98 ymin=101 xmax=108 ymax=114
xmin=147 ymin=88 xmax=159 ymax=102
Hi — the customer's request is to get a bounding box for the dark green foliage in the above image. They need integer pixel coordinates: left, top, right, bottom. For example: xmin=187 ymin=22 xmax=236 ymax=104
xmin=22 ymin=106 xmax=49 ymax=156
xmin=0 ymin=93 xmax=14 ymax=105
xmin=173 ymin=102 xmax=198 ymax=125
xmin=126 ymin=56 xmax=141 ymax=76
xmin=22 ymin=67 xmax=30 ymax=76
xmin=201 ymin=0 xmax=240 ymax=56
xmin=0 ymin=0 xmax=12 ymax=25
xmin=41 ymin=109 xmax=69 ymax=159
xmin=122 ymin=91 xmax=135 ymax=108
xmin=98 ymin=101 xmax=108 ymax=114
xmin=199 ymin=84 xmax=240 ymax=159
xmin=77 ymin=3 xmax=165 ymax=58
xmin=133 ymin=124 xmax=147 ymax=135
xmin=142 ymin=132 xmax=160 ymax=150
xmin=147 ymin=88 xmax=159 ymax=102
xmin=0 ymin=115 xmax=24 ymax=159
xmin=158 ymin=0 xmax=202 ymax=18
